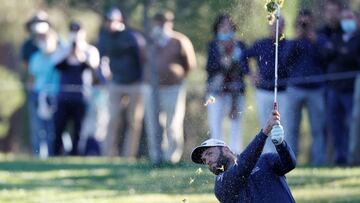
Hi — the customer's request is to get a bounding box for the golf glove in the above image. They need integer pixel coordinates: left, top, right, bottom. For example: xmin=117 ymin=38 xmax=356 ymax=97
xmin=271 ymin=124 xmax=284 ymax=145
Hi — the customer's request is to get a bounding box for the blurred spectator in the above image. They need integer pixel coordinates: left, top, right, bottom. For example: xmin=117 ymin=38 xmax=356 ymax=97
xmin=53 ymin=21 xmax=100 ymax=156
xmin=143 ymin=10 xmax=196 ymax=163
xmin=28 ymin=29 xmax=60 ymax=158
xmin=348 ymin=10 xmax=360 ymax=165
xmin=284 ymin=10 xmax=326 ymax=165
xmin=97 ymin=7 xmax=145 ymax=157
xmin=21 ymin=11 xmax=52 ymax=157
xmin=205 ymin=14 xmax=249 ymax=154
xmin=322 ymin=8 xmax=360 ymax=165
xmin=317 ymin=0 xmax=344 ymax=163
xmin=245 ymin=16 xmax=289 ymax=153
xmin=21 ymin=11 xmax=51 ymax=76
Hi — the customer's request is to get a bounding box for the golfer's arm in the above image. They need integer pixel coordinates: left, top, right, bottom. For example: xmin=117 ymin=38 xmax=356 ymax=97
xmin=234 ymin=130 xmax=267 ymax=177
xmin=215 ymin=131 xmax=267 ymax=201
xmin=273 ymin=141 xmax=297 ymax=175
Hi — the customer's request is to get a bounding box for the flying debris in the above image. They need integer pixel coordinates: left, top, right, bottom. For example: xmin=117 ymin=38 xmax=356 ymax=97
xmin=217 ymin=165 xmax=225 ymax=172
xmin=189 ymin=177 xmax=195 ymax=185
xmin=204 ymin=95 xmax=216 ymax=106
xmin=196 ymin=168 xmax=203 ymax=175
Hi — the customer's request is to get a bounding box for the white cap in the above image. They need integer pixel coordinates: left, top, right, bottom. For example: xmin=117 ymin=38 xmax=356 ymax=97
xmin=190 ymin=138 xmax=228 ymax=164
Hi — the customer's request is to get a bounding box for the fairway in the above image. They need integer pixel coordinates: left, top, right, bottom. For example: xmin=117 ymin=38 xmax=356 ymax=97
xmin=1 ymin=155 xmax=360 ymax=203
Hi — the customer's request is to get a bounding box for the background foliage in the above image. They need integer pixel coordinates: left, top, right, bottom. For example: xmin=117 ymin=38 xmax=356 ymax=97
xmin=0 ymin=0 xmax=359 ymax=161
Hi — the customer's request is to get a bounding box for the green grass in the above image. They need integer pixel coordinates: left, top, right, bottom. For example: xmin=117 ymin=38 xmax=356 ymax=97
xmin=1 ymin=156 xmax=360 ymax=203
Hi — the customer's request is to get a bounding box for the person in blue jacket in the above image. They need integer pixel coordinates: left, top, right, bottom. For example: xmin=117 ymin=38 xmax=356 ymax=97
xmin=205 ymin=13 xmax=249 ymax=154
xmin=191 ymin=110 xmax=296 ymax=203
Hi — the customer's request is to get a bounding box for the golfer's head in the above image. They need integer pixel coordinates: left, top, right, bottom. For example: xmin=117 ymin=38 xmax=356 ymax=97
xmin=191 ymin=139 xmax=235 ymax=175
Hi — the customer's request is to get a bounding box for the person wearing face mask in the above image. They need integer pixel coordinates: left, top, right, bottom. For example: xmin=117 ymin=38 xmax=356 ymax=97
xmin=52 ymin=21 xmax=100 ymax=156
xmin=245 ymin=16 xmax=290 ymax=153
xmin=97 ymin=7 xmax=146 ymax=158
xmin=21 ymin=11 xmax=51 ymax=78
xmin=322 ymin=8 xmax=360 ymax=165
xmin=28 ymin=30 xmax=60 ymax=158
xmin=142 ymin=10 xmax=196 ymax=164
xmin=205 ymin=13 xmax=249 ymax=155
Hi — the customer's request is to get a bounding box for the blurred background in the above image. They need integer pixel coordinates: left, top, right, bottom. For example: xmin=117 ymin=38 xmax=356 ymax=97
xmin=0 ymin=0 xmax=359 ymax=165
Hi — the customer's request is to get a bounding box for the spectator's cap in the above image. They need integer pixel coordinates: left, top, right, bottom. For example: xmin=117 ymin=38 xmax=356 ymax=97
xmin=26 ymin=10 xmax=50 ymax=32
xmin=153 ymin=10 xmax=174 ymax=23
xmin=69 ymin=21 xmax=81 ymax=32
xmin=105 ymin=7 xmax=122 ymax=21
xmin=191 ymin=139 xmax=228 ymax=164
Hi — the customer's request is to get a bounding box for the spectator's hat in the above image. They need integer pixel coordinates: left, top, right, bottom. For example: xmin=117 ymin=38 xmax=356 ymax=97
xmin=191 ymin=139 xmax=228 ymax=164
xmin=105 ymin=7 xmax=122 ymax=21
xmin=69 ymin=21 xmax=81 ymax=32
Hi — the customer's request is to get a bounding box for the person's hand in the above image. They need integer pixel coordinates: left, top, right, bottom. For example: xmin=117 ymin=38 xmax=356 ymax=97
xmin=74 ymin=49 xmax=86 ymax=63
xmin=262 ymin=110 xmax=281 ymax=136
xmin=271 ymin=123 xmax=284 ymax=145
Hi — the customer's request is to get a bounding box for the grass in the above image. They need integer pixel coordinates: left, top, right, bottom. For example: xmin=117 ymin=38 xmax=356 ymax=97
xmin=1 ymin=155 xmax=360 ymax=203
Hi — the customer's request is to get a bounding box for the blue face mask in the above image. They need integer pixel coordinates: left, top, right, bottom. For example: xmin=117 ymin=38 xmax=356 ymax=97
xmin=341 ymin=19 xmax=357 ymax=34
xmin=217 ymin=32 xmax=234 ymax=41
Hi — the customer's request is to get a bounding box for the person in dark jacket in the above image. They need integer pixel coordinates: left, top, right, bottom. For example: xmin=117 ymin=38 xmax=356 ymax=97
xmin=205 ymin=13 xmax=249 ymax=154
xmin=245 ymin=16 xmax=290 ymax=153
xmin=191 ymin=110 xmax=296 ymax=203
xmin=97 ymin=7 xmax=145 ymax=157
xmin=284 ymin=10 xmax=327 ymax=165
xmin=322 ymin=8 xmax=360 ymax=165
xmin=317 ymin=0 xmax=344 ymax=165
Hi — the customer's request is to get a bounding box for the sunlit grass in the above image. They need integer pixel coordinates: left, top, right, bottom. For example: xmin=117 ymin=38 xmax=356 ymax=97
xmin=1 ymin=156 xmax=360 ymax=203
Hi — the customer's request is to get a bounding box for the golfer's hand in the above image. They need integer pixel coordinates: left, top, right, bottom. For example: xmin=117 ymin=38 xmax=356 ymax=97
xmin=262 ymin=110 xmax=281 ymax=136
xmin=271 ymin=123 xmax=284 ymax=145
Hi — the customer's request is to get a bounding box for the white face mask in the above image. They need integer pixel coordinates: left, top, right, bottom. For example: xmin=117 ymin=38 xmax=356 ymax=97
xmin=151 ymin=26 xmax=165 ymax=40
xmin=151 ymin=25 xmax=171 ymax=46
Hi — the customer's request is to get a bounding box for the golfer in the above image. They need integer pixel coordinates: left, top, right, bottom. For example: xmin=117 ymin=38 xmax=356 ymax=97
xmin=191 ymin=110 xmax=296 ymax=202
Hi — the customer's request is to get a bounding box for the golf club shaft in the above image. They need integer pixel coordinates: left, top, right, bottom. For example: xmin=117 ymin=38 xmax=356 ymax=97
xmin=274 ymin=4 xmax=280 ymax=111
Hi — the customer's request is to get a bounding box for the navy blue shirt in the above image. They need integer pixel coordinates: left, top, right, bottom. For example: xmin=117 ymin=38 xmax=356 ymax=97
xmin=97 ymin=29 xmax=142 ymax=84
xmin=214 ymin=131 xmax=296 ymax=203
xmin=206 ymin=40 xmax=249 ymax=94
xmin=284 ymin=37 xmax=326 ymax=89
xmin=56 ymin=59 xmax=88 ymax=101
xmin=245 ymin=38 xmax=289 ymax=91
xmin=321 ymin=31 xmax=360 ymax=92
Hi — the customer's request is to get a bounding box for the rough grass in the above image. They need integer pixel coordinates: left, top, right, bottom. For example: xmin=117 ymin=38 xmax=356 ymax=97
xmin=1 ymin=155 xmax=360 ymax=203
